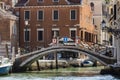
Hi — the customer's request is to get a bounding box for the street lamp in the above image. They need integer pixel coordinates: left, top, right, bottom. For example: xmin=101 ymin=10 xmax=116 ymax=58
xmin=101 ymin=20 xmax=107 ymax=46
xmin=101 ymin=20 xmax=109 ymax=54
xmin=101 ymin=20 xmax=106 ymax=28
xmin=101 ymin=20 xmax=120 ymax=67
xmin=101 ymin=20 xmax=120 ymax=57
xmin=25 ymin=20 xmax=28 ymax=53
xmin=101 ymin=20 xmax=120 ymax=38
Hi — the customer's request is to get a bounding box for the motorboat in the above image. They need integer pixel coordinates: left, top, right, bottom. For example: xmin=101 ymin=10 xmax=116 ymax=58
xmin=81 ymin=60 xmax=94 ymax=67
xmin=0 ymin=56 xmax=12 ymax=75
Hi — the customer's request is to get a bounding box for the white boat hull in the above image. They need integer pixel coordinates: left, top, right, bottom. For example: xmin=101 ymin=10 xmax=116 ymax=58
xmin=0 ymin=64 xmax=12 ymax=75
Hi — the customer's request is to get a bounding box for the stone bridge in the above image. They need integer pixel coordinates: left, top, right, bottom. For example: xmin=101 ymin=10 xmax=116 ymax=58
xmin=12 ymin=46 xmax=117 ymax=72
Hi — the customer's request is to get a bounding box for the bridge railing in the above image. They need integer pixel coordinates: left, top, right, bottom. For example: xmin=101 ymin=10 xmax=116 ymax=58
xmin=16 ymin=42 xmax=114 ymax=60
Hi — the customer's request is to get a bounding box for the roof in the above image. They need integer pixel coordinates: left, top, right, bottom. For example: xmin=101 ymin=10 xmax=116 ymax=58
xmin=15 ymin=0 xmax=82 ymax=7
xmin=15 ymin=0 xmax=28 ymax=7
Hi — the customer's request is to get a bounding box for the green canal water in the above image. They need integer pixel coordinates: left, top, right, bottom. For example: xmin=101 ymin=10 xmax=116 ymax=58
xmin=0 ymin=67 xmax=120 ymax=80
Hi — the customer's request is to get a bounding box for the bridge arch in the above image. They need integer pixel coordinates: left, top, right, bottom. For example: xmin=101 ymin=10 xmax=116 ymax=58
xmin=13 ymin=46 xmax=116 ymax=72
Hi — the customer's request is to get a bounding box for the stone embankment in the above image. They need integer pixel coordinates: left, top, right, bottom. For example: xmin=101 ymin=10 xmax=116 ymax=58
xmin=31 ymin=60 xmax=69 ymax=70
xmin=30 ymin=59 xmax=84 ymax=70
xmin=30 ymin=60 xmax=102 ymax=71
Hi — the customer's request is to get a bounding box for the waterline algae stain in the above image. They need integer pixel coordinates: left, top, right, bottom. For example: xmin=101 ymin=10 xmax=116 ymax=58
xmin=0 ymin=67 xmax=120 ymax=80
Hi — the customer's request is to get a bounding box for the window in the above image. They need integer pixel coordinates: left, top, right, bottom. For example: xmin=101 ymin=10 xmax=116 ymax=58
xmin=93 ymin=18 xmax=94 ymax=24
xmin=110 ymin=8 xmax=113 ymax=14
xmin=53 ymin=10 xmax=59 ymax=21
xmin=90 ymin=2 xmax=94 ymax=11
xmin=70 ymin=28 xmax=76 ymax=40
xmin=81 ymin=31 xmax=83 ymax=41
xmin=16 ymin=11 xmax=19 ymax=16
xmin=12 ymin=24 xmax=17 ymax=35
xmin=85 ymin=32 xmax=87 ymax=42
xmin=53 ymin=0 xmax=59 ymax=2
xmin=37 ymin=29 xmax=44 ymax=41
xmin=24 ymin=29 xmax=30 ymax=42
xmin=114 ymin=5 xmax=116 ymax=20
xmin=52 ymin=28 xmax=59 ymax=38
xmin=70 ymin=30 xmax=76 ymax=40
xmin=37 ymin=0 xmax=44 ymax=3
xmin=0 ymin=2 xmax=4 ymax=9
xmin=38 ymin=10 xmax=44 ymax=20
xmin=70 ymin=10 xmax=77 ymax=20
xmin=24 ymin=10 xmax=30 ymax=20
xmin=0 ymin=34 xmax=1 ymax=43
xmin=52 ymin=30 xmax=59 ymax=38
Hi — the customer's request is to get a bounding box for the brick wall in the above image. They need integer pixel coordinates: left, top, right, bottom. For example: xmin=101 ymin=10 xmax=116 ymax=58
xmin=0 ymin=17 xmax=10 ymax=41
xmin=16 ymin=0 xmax=97 ymax=51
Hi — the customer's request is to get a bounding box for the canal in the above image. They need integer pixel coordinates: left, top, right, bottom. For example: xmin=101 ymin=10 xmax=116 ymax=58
xmin=0 ymin=67 xmax=120 ymax=80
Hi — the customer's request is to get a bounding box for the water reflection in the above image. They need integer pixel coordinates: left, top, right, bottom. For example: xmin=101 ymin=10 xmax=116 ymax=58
xmin=0 ymin=67 xmax=120 ymax=80
xmin=0 ymin=73 xmax=119 ymax=80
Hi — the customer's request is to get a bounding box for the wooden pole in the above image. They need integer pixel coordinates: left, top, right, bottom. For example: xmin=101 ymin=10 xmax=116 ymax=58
xmin=5 ymin=43 xmax=9 ymax=58
xmin=36 ymin=60 xmax=40 ymax=71
xmin=55 ymin=52 xmax=58 ymax=69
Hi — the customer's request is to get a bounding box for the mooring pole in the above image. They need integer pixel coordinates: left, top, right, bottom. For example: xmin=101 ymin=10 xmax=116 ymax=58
xmin=55 ymin=37 xmax=59 ymax=69
xmin=5 ymin=43 xmax=9 ymax=58
xmin=55 ymin=52 xmax=58 ymax=69
xmin=36 ymin=60 xmax=40 ymax=71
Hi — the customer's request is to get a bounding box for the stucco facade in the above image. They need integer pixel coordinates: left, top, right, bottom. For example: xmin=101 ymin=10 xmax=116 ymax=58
xmin=88 ymin=0 xmax=103 ymax=44
xmin=102 ymin=0 xmax=120 ymax=65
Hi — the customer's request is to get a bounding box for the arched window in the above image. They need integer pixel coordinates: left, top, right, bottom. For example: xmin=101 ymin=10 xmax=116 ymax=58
xmin=90 ymin=2 xmax=94 ymax=11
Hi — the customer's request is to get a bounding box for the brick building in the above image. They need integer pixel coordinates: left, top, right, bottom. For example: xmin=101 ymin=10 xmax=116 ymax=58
xmin=15 ymin=0 xmax=97 ymax=52
xmin=0 ymin=8 xmax=18 ymax=57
